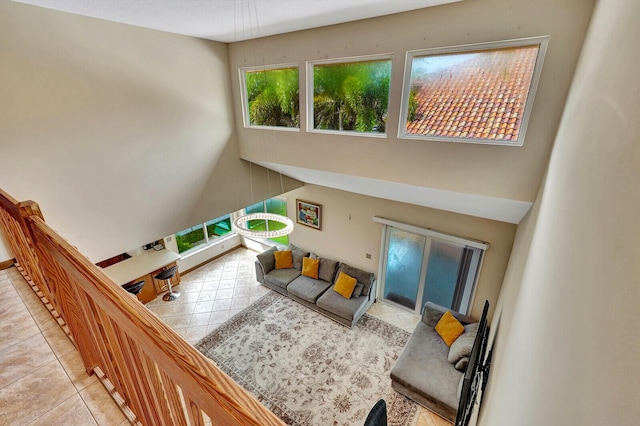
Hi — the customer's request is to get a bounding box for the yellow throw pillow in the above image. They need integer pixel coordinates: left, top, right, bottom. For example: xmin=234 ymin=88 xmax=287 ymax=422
xmin=435 ymin=311 xmax=465 ymax=346
xmin=274 ymin=250 xmax=293 ymax=269
xmin=333 ymin=271 xmax=357 ymax=299
xmin=302 ymin=257 xmax=320 ymax=279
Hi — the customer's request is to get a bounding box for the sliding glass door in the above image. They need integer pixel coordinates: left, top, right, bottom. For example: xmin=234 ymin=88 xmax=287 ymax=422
xmin=380 ymin=223 xmax=486 ymax=316
xmin=383 ymin=228 xmax=426 ymax=311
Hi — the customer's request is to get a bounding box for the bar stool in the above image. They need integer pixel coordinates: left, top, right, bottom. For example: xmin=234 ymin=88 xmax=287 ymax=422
xmin=122 ymin=280 xmax=145 ymax=297
xmin=155 ymin=265 xmax=179 ymax=301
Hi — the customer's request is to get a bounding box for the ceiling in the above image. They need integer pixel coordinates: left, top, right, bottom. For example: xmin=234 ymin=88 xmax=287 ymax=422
xmin=15 ymin=0 xmax=460 ymax=43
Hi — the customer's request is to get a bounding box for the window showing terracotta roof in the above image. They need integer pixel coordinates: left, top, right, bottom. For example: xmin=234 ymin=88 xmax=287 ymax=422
xmin=405 ymin=45 xmax=540 ymax=143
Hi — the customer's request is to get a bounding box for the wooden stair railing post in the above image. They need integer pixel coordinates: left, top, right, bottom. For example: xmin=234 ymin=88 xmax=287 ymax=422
xmin=1 ymin=188 xmax=284 ymax=426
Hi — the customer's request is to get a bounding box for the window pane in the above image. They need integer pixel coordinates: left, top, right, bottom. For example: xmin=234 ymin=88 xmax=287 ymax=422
xmin=243 ymin=198 xmax=289 ymax=246
xmin=245 ymin=201 xmax=266 ymax=231
xmin=383 ymin=228 xmax=426 ymax=310
xmin=244 ymin=67 xmax=299 ymax=128
xmin=421 ymin=239 xmax=465 ymax=309
xmin=265 ymin=198 xmax=289 ymax=245
xmin=403 ymin=43 xmax=542 ymax=144
xmin=206 ymin=215 xmax=232 ymax=240
xmin=313 ymin=58 xmax=392 ymax=134
xmin=175 ymin=224 xmax=205 ymax=254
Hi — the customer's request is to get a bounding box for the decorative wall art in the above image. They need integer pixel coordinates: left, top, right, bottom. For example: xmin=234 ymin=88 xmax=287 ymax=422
xmin=296 ymin=199 xmax=322 ymax=230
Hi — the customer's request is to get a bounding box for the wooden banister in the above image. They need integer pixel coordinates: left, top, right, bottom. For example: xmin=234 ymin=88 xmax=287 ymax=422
xmin=0 ymin=189 xmax=283 ymax=426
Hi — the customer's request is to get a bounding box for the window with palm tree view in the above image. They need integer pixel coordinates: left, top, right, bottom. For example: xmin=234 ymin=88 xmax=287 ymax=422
xmin=310 ymin=55 xmax=392 ymax=134
xmin=400 ymin=37 xmax=548 ymax=145
xmin=241 ymin=65 xmax=299 ymax=129
xmin=244 ymin=198 xmax=289 ymax=246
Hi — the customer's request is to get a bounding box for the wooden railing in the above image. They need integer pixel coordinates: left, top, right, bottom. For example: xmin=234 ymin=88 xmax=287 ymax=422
xmin=0 ymin=189 xmax=283 ymax=426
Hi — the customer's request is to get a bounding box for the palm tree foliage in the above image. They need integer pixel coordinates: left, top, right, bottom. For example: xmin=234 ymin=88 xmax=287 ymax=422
xmin=245 ymin=68 xmax=299 ymax=128
xmin=313 ymin=60 xmax=391 ymax=133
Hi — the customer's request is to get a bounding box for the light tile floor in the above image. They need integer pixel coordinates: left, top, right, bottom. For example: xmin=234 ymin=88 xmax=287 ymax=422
xmin=0 ymin=246 xmax=451 ymax=426
xmin=0 ymin=267 xmax=128 ymax=426
xmin=146 ymin=247 xmax=451 ymax=426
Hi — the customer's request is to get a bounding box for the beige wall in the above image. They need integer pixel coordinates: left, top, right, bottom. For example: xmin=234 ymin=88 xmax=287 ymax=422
xmin=284 ymin=184 xmax=516 ymax=320
xmin=0 ymin=233 xmax=12 ymax=263
xmin=479 ymin=0 xmax=640 ymax=423
xmin=230 ymin=0 xmax=594 ymax=204
xmin=0 ymin=2 xmax=300 ymax=262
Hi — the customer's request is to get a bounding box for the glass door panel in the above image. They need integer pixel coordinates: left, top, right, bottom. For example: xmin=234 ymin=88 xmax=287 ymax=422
xmin=383 ymin=228 xmax=426 ymax=310
xmin=421 ymin=239 xmax=465 ymax=310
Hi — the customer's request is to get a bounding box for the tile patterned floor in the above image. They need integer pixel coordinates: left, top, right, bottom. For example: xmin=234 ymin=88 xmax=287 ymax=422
xmin=0 ymin=246 xmax=451 ymax=425
xmin=0 ymin=267 xmax=128 ymax=426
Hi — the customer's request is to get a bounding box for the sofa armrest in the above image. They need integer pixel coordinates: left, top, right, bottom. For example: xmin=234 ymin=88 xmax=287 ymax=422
xmin=255 ymin=260 xmax=266 ymax=284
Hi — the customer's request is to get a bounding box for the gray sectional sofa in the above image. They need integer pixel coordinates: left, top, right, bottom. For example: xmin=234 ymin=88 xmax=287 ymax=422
xmin=254 ymin=244 xmax=377 ymax=327
xmin=390 ymin=302 xmax=477 ymax=421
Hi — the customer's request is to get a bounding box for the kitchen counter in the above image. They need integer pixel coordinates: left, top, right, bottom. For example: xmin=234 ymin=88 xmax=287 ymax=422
xmin=102 ymin=249 xmax=181 ymax=286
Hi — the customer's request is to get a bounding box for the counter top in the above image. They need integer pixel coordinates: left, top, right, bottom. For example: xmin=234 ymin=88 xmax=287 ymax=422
xmin=102 ymin=249 xmax=181 ymax=285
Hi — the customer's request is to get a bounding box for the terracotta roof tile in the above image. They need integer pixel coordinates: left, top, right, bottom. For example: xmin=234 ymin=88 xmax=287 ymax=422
xmin=406 ymin=45 xmax=538 ymax=142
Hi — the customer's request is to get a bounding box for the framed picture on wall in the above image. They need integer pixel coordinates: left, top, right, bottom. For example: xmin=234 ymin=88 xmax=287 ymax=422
xmin=296 ymin=199 xmax=322 ymax=230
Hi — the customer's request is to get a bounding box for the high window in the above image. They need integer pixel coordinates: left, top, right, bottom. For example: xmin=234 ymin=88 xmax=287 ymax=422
xmin=308 ymin=55 xmax=392 ymax=135
xmin=240 ymin=65 xmax=300 ymax=129
xmin=175 ymin=214 xmax=232 ymax=254
xmin=399 ymin=37 xmax=548 ymax=146
xmin=244 ymin=197 xmax=289 ymax=246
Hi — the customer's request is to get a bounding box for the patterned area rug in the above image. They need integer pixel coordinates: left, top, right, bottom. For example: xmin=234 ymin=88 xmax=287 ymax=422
xmin=195 ymin=292 xmax=417 ymax=426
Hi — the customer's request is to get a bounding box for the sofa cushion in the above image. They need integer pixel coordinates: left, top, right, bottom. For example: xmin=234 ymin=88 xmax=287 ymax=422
xmin=274 ymin=250 xmax=293 ymax=269
xmin=422 ymin=301 xmax=476 ymax=327
xmin=333 ymin=272 xmax=357 ymax=299
xmin=335 ymin=263 xmax=375 ymax=296
xmin=435 ymin=311 xmax=465 ymax=346
xmin=316 ymin=287 xmax=369 ymax=321
xmin=256 ymin=246 xmax=277 ymax=273
xmin=318 ymin=257 xmax=339 ymax=283
xmin=352 ymin=283 xmax=364 ymax=298
xmin=455 ymin=357 xmax=469 ymax=372
xmin=288 ymin=276 xmax=332 ymax=303
xmin=264 ymin=268 xmax=300 ymax=291
xmin=302 ymin=257 xmax=320 ymax=279
xmin=448 ymin=322 xmax=479 ymax=364
xmin=288 ymin=244 xmax=309 ymax=270
xmin=390 ymin=321 xmax=463 ymax=413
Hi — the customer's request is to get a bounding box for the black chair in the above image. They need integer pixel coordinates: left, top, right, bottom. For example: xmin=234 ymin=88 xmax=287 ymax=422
xmin=364 ymin=399 xmax=387 ymax=426
xmin=154 ymin=265 xmax=179 ymax=301
xmin=122 ymin=280 xmax=145 ymax=297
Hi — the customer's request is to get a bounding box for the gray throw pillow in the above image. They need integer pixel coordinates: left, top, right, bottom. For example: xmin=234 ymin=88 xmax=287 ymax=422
xmin=352 ymin=283 xmax=364 ymax=298
xmin=318 ymin=258 xmax=339 ymax=283
xmin=455 ymin=357 xmax=470 ymax=372
xmin=256 ymin=246 xmax=277 ymax=273
xmin=448 ymin=322 xmax=479 ymax=364
xmin=287 ymin=244 xmax=309 ymax=271
xmin=335 ymin=263 xmax=374 ymax=296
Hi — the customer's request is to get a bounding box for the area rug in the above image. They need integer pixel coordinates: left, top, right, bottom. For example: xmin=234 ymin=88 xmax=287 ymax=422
xmin=195 ymin=292 xmax=418 ymax=426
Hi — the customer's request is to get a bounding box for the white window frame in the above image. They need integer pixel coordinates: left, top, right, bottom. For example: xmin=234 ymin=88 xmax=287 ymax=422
xmin=398 ymin=36 xmax=549 ymax=146
xmin=239 ymin=63 xmax=301 ymax=131
xmin=174 ymin=214 xmax=234 ymax=256
xmin=306 ymin=53 xmax=394 ymax=138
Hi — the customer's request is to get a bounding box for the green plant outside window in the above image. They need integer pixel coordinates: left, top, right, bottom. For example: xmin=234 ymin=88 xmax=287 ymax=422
xmin=245 ymin=67 xmax=300 ymax=128
xmin=175 ymin=214 xmax=232 ymax=254
xmin=245 ymin=198 xmax=289 ymax=246
xmin=313 ymin=59 xmax=391 ymax=133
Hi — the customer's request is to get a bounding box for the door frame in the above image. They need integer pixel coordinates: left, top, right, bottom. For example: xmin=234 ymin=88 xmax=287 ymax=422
xmin=374 ymin=216 xmax=489 ymax=316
